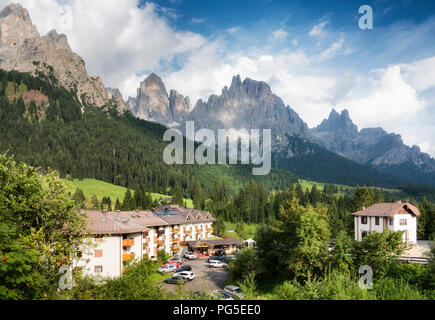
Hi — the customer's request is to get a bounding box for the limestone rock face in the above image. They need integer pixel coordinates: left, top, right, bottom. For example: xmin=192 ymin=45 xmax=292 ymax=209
xmin=0 ymin=3 xmax=127 ymax=113
xmin=129 ymin=73 xmax=191 ymax=125
xmin=186 ymin=75 xmax=309 ymax=149
xmin=310 ymin=109 xmax=435 ymax=173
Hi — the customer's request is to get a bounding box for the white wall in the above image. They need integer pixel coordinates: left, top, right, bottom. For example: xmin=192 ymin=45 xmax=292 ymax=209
xmin=75 ymin=235 xmax=122 ymax=278
xmin=355 ymin=214 xmax=417 ymax=244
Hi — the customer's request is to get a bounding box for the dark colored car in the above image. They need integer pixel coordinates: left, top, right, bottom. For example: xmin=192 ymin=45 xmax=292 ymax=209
xmin=164 ymin=276 xmax=189 ymax=285
xmin=175 ymin=265 xmax=192 ymax=273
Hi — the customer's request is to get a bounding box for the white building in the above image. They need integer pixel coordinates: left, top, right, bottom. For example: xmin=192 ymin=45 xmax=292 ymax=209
xmin=74 ymin=205 xmax=216 ymax=278
xmin=352 ymin=202 xmax=421 ymax=244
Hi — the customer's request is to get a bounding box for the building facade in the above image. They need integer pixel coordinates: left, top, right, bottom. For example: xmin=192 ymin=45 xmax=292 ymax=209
xmin=74 ymin=205 xmax=216 ymax=278
xmin=352 ymin=202 xmax=420 ymax=244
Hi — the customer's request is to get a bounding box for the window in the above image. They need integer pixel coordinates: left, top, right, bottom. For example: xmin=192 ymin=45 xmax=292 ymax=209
xmin=94 ymin=250 xmax=103 ymax=258
xmin=94 ymin=266 xmax=103 ymax=273
xmin=400 ymin=219 xmax=407 ymax=226
xmin=389 ymin=218 xmax=393 ymax=226
xmin=361 ymin=231 xmax=368 ymax=238
xmin=361 ymin=217 xmax=368 ymax=224
xmin=375 ymin=217 xmax=380 ymax=226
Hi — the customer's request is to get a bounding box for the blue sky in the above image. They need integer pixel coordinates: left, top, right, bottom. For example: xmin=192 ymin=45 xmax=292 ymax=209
xmin=5 ymin=0 xmax=435 ymax=157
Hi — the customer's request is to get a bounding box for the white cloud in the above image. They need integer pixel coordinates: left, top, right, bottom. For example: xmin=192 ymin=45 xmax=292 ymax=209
xmin=268 ymin=28 xmax=289 ymax=42
xmin=309 ymin=19 xmax=329 ymax=37
xmin=401 ymin=56 xmax=435 ymax=92
xmin=191 ymin=18 xmax=205 ymax=24
xmin=226 ymin=26 xmax=240 ymax=34
xmin=317 ymin=37 xmax=345 ymax=62
xmin=339 ymin=65 xmax=426 ymax=131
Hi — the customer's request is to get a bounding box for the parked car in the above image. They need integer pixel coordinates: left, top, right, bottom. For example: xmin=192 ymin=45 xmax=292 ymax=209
xmin=167 ymin=257 xmax=183 ymax=265
xmin=184 ymin=251 xmax=197 ymax=260
xmin=158 ymin=263 xmax=179 ymax=274
xmin=207 ymin=256 xmax=225 ymax=262
xmin=164 ymin=275 xmax=189 ymax=285
xmin=209 ymin=260 xmax=226 ymax=268
xmin=173 ymin=271 xmax=195 ymax=280
xmin=224 ymin=285 xmax=244 ymax=299
xmin=211 ymin=290 xmax=234 ymax=300
xmin=175 ymin=265 xmax=192 ymax=273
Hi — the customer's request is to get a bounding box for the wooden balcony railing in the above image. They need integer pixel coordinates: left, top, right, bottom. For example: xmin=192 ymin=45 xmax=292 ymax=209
xmin=123 ymin=253 xmax=135 ymax=261
xmin=123 ymin=239 xmax=134 ymax=247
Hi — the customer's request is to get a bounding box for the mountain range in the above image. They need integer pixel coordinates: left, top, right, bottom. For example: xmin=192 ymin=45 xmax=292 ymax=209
xmin=126 ymin=71 xmax=435 ymax=187
xmin=1 ymin=3 xmax=434 ymax=188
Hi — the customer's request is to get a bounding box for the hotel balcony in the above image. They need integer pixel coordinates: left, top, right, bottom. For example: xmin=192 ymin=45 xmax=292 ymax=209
xmin=122 ymin=239 xmax=134 ymax=247
xmin=172 ymin=226 xmax=180 ymax=233
xmin=123 ymin=253 xmax=135 ymax=261
xmin=184 ymin=229 xmax=192 ymax=235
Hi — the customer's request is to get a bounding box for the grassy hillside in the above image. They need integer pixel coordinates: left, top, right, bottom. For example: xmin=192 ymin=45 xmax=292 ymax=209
xmin=64 ymin=178 xmax=194 ymax=209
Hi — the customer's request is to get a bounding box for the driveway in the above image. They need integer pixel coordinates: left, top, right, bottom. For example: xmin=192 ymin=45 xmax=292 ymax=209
xmin=160 ymin=257 xmax=229 ymax=295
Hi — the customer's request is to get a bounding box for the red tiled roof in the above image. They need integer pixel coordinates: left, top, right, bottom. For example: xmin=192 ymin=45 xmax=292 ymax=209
xmin=352 ymin=203 xmax=421 ymax=217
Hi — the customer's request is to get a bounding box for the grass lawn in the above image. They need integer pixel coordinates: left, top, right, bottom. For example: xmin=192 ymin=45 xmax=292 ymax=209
xmin=64 ymin=178 xmax=194 ymax=209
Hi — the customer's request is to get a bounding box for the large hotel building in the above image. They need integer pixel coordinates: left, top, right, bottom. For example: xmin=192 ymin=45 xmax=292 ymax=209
xmin=74 ymin=205 xmax=216 ymax=278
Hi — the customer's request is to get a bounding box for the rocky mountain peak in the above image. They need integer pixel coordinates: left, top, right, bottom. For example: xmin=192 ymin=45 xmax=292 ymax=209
xmin=0 ymin=3 xmax=39 ymax=47
xmin=0 ymin=3 xmax=31 ymax=21
xmin=0 ymin=3 xmax=127 ymax=113
xmin=129 ymin=73 xmax=191 ymax=125
xmin=141 ymin=73 xmax=167 ymax=93
xmin=46 ymin=29 xmax=71 ymax=51
xmin=315 ymin=109 xmax=358 ymax=135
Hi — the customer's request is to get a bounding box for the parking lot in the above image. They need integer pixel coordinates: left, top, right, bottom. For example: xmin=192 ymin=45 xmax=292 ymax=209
xmin=160 ymin=257 xmax=229 ymax=294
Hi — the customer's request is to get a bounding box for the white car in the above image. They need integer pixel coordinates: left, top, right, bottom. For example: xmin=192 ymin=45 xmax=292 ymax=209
xmin=158 ymin=263 xmax=178 ymax=274
xmin=183 ymin=252 xmax=197 ymax=260
xmin=209 ymin=260 xmax=226 ymax=268
xmin=224 ymin=285 xmax=244 ymax=299
xmin=173 ymin=271 xmax=196 ymax=281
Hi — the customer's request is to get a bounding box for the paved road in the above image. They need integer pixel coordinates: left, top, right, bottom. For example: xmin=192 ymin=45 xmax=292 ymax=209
xmin=160 ymin=258 xmax=228 ymax=295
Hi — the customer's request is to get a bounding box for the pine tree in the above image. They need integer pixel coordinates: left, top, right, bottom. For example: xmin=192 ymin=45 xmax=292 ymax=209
xmin=90 ymin=194 xmax=99 ymax=210
xmin=115 ymin=198 xmax=122 ymax=211
xmin=122 ymin=189 xmax=134 ymax=210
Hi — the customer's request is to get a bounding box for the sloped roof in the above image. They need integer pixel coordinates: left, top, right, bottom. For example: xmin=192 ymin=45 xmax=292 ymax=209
xmin=84 ymin=211 xmax=148 ymax=235
xmin=153 ymin=205 xmax=216 ymax=225
xmin=352 ymin=203 xmax=421 ymax=217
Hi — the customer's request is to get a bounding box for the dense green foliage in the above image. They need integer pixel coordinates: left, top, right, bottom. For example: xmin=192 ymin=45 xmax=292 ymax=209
xmin=226 ymin=189 xmax=435 ymax=300
xmin=0 ymin=154 xmax=87 ymax=300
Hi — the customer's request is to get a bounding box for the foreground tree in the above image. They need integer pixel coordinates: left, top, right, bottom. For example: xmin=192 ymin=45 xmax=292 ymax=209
xmin=351 ymin=229 xmax=408 ymax=278
xmin=0 ymin=153 xmax=87 ymax=300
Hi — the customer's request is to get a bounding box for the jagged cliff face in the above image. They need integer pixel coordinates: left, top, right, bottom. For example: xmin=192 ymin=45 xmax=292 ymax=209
xmin=310 ymin=109 xmax=435 ymax=173
xmin=0 ymin=3 xmax=127 ymax=113
xmin=186 ymin=75 xmax=308 ymax=148
xmin=128 ymin=73 xmax=191 ymax=126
